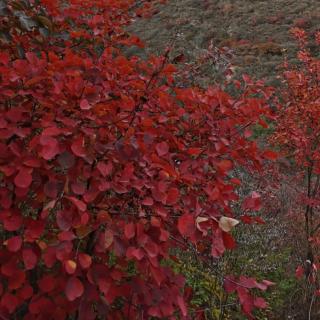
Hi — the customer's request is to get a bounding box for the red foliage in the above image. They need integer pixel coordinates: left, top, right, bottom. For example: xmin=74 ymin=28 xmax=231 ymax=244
xmin=0 ymin=0 xmax=275 ymax=318
xmin=271 ymin=29 xmax=320 ymax=291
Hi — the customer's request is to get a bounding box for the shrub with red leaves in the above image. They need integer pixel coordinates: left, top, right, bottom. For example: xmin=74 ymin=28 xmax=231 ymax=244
xmin=0 ymin=0 xmax=275 ymax=319
xmin=271 ymin=28 xmax=320 ymax=299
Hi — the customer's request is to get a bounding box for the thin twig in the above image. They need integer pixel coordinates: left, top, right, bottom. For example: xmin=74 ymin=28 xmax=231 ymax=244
xmin=308 ymin=292 xmax=316 ymax=320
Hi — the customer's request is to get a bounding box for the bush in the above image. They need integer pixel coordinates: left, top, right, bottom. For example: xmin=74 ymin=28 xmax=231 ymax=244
xmin=0 ymin=1 xmax=275 ymax=318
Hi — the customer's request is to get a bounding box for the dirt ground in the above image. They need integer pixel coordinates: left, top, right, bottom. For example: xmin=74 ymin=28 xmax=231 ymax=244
xmin=128 ymin=0 xmax=320 ymax=86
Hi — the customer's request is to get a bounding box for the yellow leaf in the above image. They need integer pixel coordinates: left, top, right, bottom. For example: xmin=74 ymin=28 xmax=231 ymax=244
xmin=219 ymin=216 xmax=239 ymax=232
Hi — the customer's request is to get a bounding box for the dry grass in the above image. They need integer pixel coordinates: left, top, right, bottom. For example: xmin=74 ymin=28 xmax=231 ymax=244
xmin=128 ymin=0 xmax=319 ymax=86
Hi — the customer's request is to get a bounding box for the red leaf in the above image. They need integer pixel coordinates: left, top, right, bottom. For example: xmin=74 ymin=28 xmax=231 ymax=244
xmin=71 ymin=181 xmax=86 ymax=195
xmin=177 ymin=295 xmax=187 ymax=317
xmin=65 ymin=277 xmax=84 ymax=301
xmin=44 ymin=181 xmax=60 ymax=199
xmin=143 ymin=240 xmax=158 ymax=258
xmin=237 ymin=287 xmax=254 ymax=315
xmin=156 ymin=141 xmax=169 ymax=156
xmin=55 ymin=241 xmax=73 ymax=262
xmin=224 ymin=276 xmax=237 ymax=293
xmin=254 ymin=216 xmax=265 ymax=224
xmin=211 ymin=229 xmax=225 ymax=257
xmin=57 ymin=210 xmax=74 ymax=231
xmin=239 ymin=276 xmax=257 ymax=289
xmin=244 ymin=128 xmax=252 ymax=138
xmin=43 ymin=247 xmax=57 ymax=268
xmin=178 ymin=213 xmax=195 ymax=237
xmin=254 ymin=297 xmax=267 ymax=309
xmin=14 ymin=167 xmax=32 ymax=188
xmin=258 ymin=118 xmax=268 ymax=128
xmin=205 ymin=186 xmax=220 ymax=201
xmin=110 ymin=269 xmax=123 ymax=281
xmin=80 ymin=99 xmax=91 ymax=110
xmin=124 ymin=223 xmax=135 ymax=239
xmin=6 ymin=236 xmax=22 ymax=252
xmin=4 ymin=214 xmax=23 ymax=231
xmin=296 ymin=266 xmax=304 ymax=279
xmin=261 ymin=279 xmax=275 ymax=287
xmin=142 ymin=197 xmax=154 ymax=206
xmin=217 ymin=159 xmax=233 ymax=171
xmin=71 ymin=137 xmax=86 ymax=157
xmin=17 ymin=284 xmax=33 ymax=300
xmin=66 ymin=196 xmax=87 ymax=212
xmin=166 ymin=187 xmax=180 ymax=205
xmin=42 ymin=127 xmax=62 ymax=137
xmin=112 ymin=182 xmax=127 ymax=194
xmin=150 ymin=265 xmax=165 ymax=286
xmin=242 ymin=192 xmax=261 ymax=211
xmin=38 ymin=275 xmax=56 ymax=293
xmin=230 ymin=178 xmax=241 ymax=185
xmin=126 ymin=247 xmax=144 ymax=260
xmin=262 ymin=150 xmax=278 ymax=161
xmin=25 ymin=219 xmax=45 ymax=241
xmin=23 ymin=158 xmax=41 ymax=168
xmin=152 ymin=187 xmax=166 ymax=203
xmin=187 ymin=148 xmax=202 ymax=156
xmin=97 ymin=161 xmax=112 ymax=177
xmin=223 ymin=232 xmax=236 ymax=249
xmin=148 ymin=306 xmax=161 ymax=317
xmin=78 ymin=253 xmax=92 ymax=269
xmin=240 ymin=215 xmax=253 ymax=224
xmin=1 ymin=293 xmax=19 ymax=314
xmin=8 ymin=269 xmax=25 ymax=290
xmin=39 ymin=136 xmax=60 ymax=160
xmin=58 ymin=231 xmax=76 ymax=241
xmin=65 ymin=260 xmax=77 ymax=274
xmin=22 ymin=248 xmax=38 ymax=270
xmin=0 ymin=52 xmax=9 ymax=65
